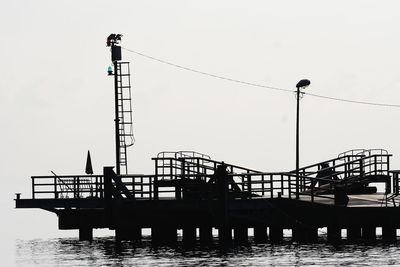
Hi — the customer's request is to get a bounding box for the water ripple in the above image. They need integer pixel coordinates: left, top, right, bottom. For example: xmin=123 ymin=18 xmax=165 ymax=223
xmin=15 ymin=237 xmax=400 ymax=266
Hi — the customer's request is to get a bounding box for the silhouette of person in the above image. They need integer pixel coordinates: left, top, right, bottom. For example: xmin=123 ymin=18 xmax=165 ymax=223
xmin=316 ymin=163 xmax=338 ymax=187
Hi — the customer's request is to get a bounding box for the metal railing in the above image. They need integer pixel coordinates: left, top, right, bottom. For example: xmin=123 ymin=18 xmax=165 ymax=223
xmin=29 ymin=152 xmax=393 ymax=204
xmin=31 ymin=175 xmax=104 ymax=199
xmin=293 ymin=154 xmax=390 ymax=182
xmin=31 ymin=174 xmax=157 ymax=200
xmin=153 ymin=155 xmax=261 ymax=181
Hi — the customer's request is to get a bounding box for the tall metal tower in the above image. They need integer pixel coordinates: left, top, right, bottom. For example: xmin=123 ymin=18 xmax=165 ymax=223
xmin=107 ymin=34 xmax=134 ymax=175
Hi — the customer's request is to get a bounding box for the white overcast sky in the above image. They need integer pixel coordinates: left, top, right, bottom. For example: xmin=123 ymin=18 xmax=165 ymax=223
xmin=1 ymin=0 xmax=400 ymax=260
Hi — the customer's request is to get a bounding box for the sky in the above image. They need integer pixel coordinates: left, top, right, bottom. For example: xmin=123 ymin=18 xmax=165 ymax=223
xmin=1 ymin=0 xmax=400 ymax=263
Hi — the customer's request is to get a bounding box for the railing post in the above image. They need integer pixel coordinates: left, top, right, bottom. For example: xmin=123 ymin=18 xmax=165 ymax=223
xmin=387 ymin=155 xmax=390 ymax=175
xmin=288 ymin=175 xmax=291 ymax=199
xmin=76 ymin=176 xmax=80 ymax=198
xmin=100 ymin=176 xmax=104 ymax=198
xmin=360 ymin=158 xmax=364 ymax=180
xmin=311 ymin=182 xmax=314 ymax=203
xmin=247 ymin=173 xmax=251 ymax=199
xmin=132 ymin=176 xmax=135 ymax=198
xmin=54 ymin=176 xmax=58 ymax=199
xmin=31 ymin=177 xmax=35 ymax=199
xmin=149 ymin=176 xmax=153 ymax=200
xmin=95 ymin=176 xmax=98 ymax=198
xmin=141 ymin=176 xmax=144 ymax=198
xmin=73 ymin=177 xmax=76 ymax=198
xmin=170 ymin=158 xmax=173 ymax=180
xmin=270 ymin=174 xmax=273 ymax=198
xmin=182 ymin=159 xmax=186 ymax=178
xmin=89 ymin=178 xmax=93 ymax=197
xmin=154 ymin=160 xmax=159 ymax=201
xmin=261 ymin=174 xmax=265 ymax=196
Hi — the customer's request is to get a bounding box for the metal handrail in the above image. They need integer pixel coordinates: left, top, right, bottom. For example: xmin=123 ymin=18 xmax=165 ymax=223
xmin=181 ymin=157 xmax=261 ymax=173
xmin=156 ymin=151 xmax=211 ymax=159
xmin=29 ymin=153 xmax=392 ymax=204
xmin=292 ymin=155 xmax=364 ymax=174
xmin=338 ymin=148 xmax=388 ymax=158
xmin=153 ymin=156 xmax=261 ymax=178
xmin=293 ymin=154 xmax=390 ymax=179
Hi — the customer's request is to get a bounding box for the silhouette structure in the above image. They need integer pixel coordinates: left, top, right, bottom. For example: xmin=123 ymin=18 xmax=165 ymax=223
xmin=14 ymin=35 xmax=400 ymax=245
xmin=85 ymin=150 xmax=93 ymax=175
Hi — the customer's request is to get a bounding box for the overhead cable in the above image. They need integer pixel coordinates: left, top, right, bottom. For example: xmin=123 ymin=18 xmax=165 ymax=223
xmin=122 ymin=47 xmax=400 ymax=108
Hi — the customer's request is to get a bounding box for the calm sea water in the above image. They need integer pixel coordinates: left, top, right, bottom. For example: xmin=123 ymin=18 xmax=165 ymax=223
xmin=15 ymin=236 xmax=400 ymax=266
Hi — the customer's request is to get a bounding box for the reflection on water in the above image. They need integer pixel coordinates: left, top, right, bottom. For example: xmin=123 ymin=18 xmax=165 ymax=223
xmin=16 ymin=236 xmax=400 ymax=266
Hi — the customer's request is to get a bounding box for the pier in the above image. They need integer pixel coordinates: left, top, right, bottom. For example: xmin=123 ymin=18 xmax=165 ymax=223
xmin=15 ymin=149 xmax=400 ymax=244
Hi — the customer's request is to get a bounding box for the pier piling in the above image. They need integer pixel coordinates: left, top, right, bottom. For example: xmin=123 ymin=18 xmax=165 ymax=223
xmin=115 ymin=227 xmax=141 ymax=242
xmin=152 ymin=226 xmax=177 ymax=244
xmin=292 ymin=225 xmax=318 ymax=243
xmin=382 ymin=225 xmax=397 ymax=242
xmin=182 ymin=227 xmax=197 ymax=245
xmin=327 ymin=226 xmax=341 ymax=243
xmin=347 ymin=226 xmax=362 ymax=241
xmin=79 ymin=227 xmax=93 ymax=241
xmin=269 ymin=226 xmax=283 ymax=243
xmin=199 ymin=226 xmax=213 ymax=245
xmin=253 ymin=226 xmax=268 ymax=243
xmin=362 ymin=226 xmax=376 ymax=241
xmin=233 ymin=226 xmax=248 ymax=244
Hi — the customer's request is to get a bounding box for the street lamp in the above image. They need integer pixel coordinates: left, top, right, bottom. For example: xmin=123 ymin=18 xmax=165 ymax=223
xmin=295 ymin=79 xmax=311 ymax=199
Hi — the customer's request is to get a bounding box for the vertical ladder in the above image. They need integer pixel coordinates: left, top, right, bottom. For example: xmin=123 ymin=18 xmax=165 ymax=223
xmin=116 ymin=62 xmax=134 ymax=174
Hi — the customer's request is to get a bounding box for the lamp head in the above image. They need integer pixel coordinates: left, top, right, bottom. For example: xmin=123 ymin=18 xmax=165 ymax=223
xmin=296 ymin=79 xmax=311 ymax=89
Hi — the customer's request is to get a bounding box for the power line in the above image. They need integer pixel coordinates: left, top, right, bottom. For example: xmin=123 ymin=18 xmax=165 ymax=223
xmin=305 ymin=92 xmax=400 ymax=108
xmin=122 ymin=47 xmax=292 ymax=93
xmin=122 ymin=47 xmax=400 ymax=108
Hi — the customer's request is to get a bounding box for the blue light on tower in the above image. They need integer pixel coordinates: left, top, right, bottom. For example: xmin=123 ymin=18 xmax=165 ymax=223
xmin=107 ymin=66 xmax=113 ymax=75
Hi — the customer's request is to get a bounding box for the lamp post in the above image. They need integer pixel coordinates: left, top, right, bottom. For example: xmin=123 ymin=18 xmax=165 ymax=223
xmin=295 ymin=79 xmax=311 ymax=199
